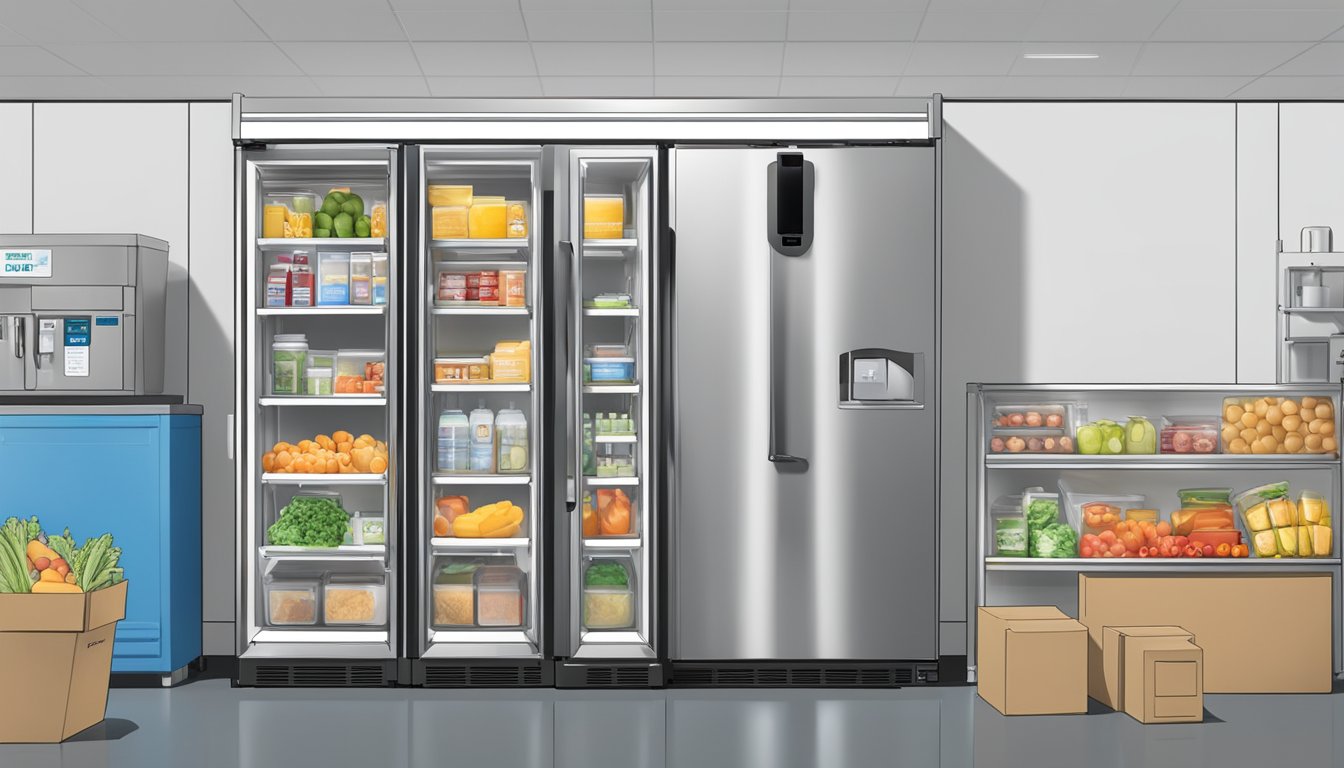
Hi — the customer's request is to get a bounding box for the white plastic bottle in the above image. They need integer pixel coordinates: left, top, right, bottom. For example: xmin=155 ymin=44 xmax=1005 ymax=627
xmin=469 ymin=403 xmax=495 ymax=473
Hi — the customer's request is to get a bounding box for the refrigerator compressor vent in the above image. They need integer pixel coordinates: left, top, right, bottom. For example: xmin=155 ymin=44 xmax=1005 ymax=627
xmin=582 ymin=666 xmax=652 ymax=687
xmin=422 ymin=665 xmax=544 ymax=688
xmin=252 ymin=664 xmax=388 ymax=687
xmin=672 ymin=665 xmax=916 ymax=688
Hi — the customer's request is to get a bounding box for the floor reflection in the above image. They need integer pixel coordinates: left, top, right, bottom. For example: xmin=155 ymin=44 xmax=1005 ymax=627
xmin=0 ymin=679 xmax=1340 ymax=768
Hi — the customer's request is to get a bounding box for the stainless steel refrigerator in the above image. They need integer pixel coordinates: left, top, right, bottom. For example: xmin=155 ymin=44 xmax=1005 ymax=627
xmin=665 ymin=144 xmax=942 ymax=685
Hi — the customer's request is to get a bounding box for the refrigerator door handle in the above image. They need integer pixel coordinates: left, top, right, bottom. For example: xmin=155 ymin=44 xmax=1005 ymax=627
xmin=13 ymin=316 xmax=23 ymax=360
xmin=766 ymin=153 xmax=813 ymax=468
xmin=561 ymin=238 xmax=579 ymax=508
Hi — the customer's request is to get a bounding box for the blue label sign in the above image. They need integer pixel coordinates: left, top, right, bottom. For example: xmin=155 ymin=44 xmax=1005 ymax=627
xmin=0 ymin=249 xmax=52 ymax=277
xmin=95 ymin=316 xmax=119 ymax=326
xmin=64 ymin=318 xmax=90 ymax=347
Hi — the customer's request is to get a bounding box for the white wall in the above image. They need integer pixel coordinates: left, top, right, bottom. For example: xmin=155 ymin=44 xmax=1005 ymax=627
xmin=0 ymin=104 xmax=32 ymax=233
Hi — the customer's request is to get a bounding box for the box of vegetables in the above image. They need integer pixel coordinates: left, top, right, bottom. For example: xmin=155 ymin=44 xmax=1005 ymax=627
xmin=0 ymin=515 xmax=128 ymax=744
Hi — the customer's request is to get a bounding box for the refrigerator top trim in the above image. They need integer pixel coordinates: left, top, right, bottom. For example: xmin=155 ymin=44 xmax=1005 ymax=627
xmin=233 ymin=95 xmax=940 ymax=143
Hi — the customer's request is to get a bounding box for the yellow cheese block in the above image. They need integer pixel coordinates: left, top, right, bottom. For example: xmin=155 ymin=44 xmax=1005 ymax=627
xmin=469 ymin=201 xmax=507 ymax=239
xmin=1298 ymin=525 xmax=1313 ymax=557
xmin=1252 ymin=529 xmax=1278 ymax=557
xmin=1276 ymin=526 xmax=1298 ymax=556
xmin=1309 ymin=525 xmax=1333 ymax=557
xmin=432 ymin=206 xmax=469 ymax=239
xmin=428 ymin=185 xmax=472 ymax=207
xmin=584 ymin=194 xmax=624 ymax=239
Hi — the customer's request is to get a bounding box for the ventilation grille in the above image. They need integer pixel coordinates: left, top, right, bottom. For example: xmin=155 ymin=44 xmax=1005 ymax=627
xmin=580 ymin=666 xmax=653 ymax=687
xmin=251 ymin=664 xmax=388 ymax=687
xmin=422 ymin=665 xmax=544 ymax=688
xmin=672 ymin=665 xmax=920 ymax=688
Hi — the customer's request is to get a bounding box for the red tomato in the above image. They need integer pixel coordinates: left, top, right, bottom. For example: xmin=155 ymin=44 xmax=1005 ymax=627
xmin=1081 ymin=545 xmax=1094 ymax=558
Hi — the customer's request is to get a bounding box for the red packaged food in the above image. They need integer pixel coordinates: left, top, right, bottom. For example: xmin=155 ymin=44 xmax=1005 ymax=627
xmin=1160 ymin=416 xmax=1219 ymax=454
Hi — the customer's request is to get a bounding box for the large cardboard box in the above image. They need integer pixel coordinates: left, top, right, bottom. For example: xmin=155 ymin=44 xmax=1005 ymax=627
xmin=977 ymin=606 xmax=1088 ymax=716
xmin=0 ymin=581 xmax=127 ymax=743
xmin=1078 ymin=574 xmax=1331 ymax=693
xmin=1098 ymin=625 xmax=1194 ymax=710
xmin=1123 ymin=635 xmax=1204 ymax=724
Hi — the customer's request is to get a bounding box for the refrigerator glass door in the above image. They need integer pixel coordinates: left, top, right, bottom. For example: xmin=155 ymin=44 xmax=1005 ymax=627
xmin=568 ymin=149 xmax=656 ymax=659
xmin=238 ymin=147 xmax=399 ymax=662
xmin=670 ymin=146 xmax=938 ymax=661
xmin=417 ymin=147 xmax=544 ymax=661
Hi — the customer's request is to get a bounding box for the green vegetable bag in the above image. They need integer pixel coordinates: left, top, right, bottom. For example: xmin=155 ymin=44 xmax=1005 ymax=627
xmin=1024 ymin=493 xmax=1077 ymax=558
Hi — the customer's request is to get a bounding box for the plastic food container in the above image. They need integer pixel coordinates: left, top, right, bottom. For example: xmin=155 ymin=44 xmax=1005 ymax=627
xmin=434 ymin=356 xmax=490 ymax=383
xmin=593 ymin=442 xmax=635 ymax=477
xmin=583 ymin=194 xmax=625 ymax=239
xmin=436 ymin=267 xmax=469 ymax=304
xmin=583 ymin=558 xmax=635 ymax=629
xmin=372 ymin=253 xmax=389 ymax=305
xmin=1124 ymin=508 xmax=1159 ymax=524
xmin=324 ymin=575 xmax=386 ymax=626
xmin=307 ymin=349 xmax=337 ymax=369
xmin=1177 ymin=488 xmax=1232 ymax=508
xmin=506 ymin=200 xmax=529 ymax=239
xmin=1221 ymin=395 xmax=1336 ymax=455
xmin=989 ymin=497 xmax=1028 ymax=557
xmin=356 ymin=512 xmax=385 ymax=545
xmin=271 ymin=334 xmax=308 ymax=395
xmin=469 ymin=199 xmax=507 ymax=239
xmin=263 ymin=192 xmax=317 ymax=238
xmin=432 ymin=206 xmax=469 ymax=239
xmin=317 ymin=251 xmax=351 ymax=305
xmin=496 ymin=408 xmax=529 ymax=473
xmin=588 ymin=344 xmax=630 ymax=358
xmin=990 ymin=403 xmax=1075 ymax=431
xmin=266 ymin=578 xmax=319 ymax=626
xmin=305 ymin=366 xmax=333 ymax=396
xmin=438 ymin=409 xmax=471 ymax=473
xmin=490 ymin=341 xmax=531 ymax=382
xmin=987 ymin=402 xmax=1080 ymax=454
xmin=585 ymin=358 xmax=635 ymax=383
xmin=336 ymin=349 xmax=385 ymax=395
xmin=588 ymin=292 xmax=633 ymax=309
xmin=1160 ymin=416 xmax=1219 ymax=454
xmin=474 ymin=566 xmax=526 ymax=627
xmin=428 ymin=185 xmax=472 ymax=208
xmin=988 ymin=428 xmax=1074 ymax=454
xmin=433 ymin=561 xmax=481 ymax=627
xmin=1059 ymin=481 xmax=1145 ymax=537
xmin=349 ymin=251 xmax=373 ymax=305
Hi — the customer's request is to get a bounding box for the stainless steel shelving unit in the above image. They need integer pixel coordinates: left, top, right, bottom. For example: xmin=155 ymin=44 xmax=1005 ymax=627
xmin=968 ymin=383 xmax=1344 ymax=683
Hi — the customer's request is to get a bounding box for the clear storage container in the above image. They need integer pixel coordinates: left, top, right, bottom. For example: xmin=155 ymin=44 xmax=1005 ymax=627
xmin=988 ymin=402 xmax=1080 ymax=454
xmin=372 ymin=253 xmax=389 ymax=305
xmin=266 ymin=577 xmax=319 ymax=626
xmin=1059 ymin=481 xmax=1145 ymax=537
xmin=305 ymin=366 xmax=333 ymax=396
xmin=474 ymin=566 xmax=526 ymax=627
xmin=588 ymin=344 xmax=630 ymax=358
xmin=355 ymin=512 xmax=385 ymax=545
xmin=1221 ymin=395 xmax=1336 ymax=455
xmin=432 ymin=206 xmax=469 ymax=239
xmin=434 ymin=356 xmax=490 ymax=383
xmin=263 ymin=191 xmax=317 ymax=238
xmin=506 ymin=200 xmax=529 ymax=239
xmin=583 ymin=559 xmax=634 ymax=629
xmin=988 ymin=495 xmax=1028 ymax=557
xmin=437 ymin=409 xmax=471 ymax=473
xmin=323 ymin=575 xmax=386 ymax=626
xmin=593 ymin=442 xmax=635 ymax=477
xmin=271 ymin=333 xmax=308 ymax=395
xmin=432 ymin=561 xmax=481 ymax=627
xmin=583 ymin=194 xmax=625 ymax=239
xmin=349 ymin=251 xmax=373 ymax=305
xmin=1160 ymin=416 xmax=1219 ymax=454
xmin=496 ymin=408 xmax=529 ymax=473
xmin=307 ymin=348 xmax=337 ymax=369
xmin=428 ymin=185 xmax=472 ymax=208
xmin=317 ymin=251 xmax=350 ymax=305
xmin=336 ymin=349 xmax=385 ymax=395
xmin=585 ymin=357 xmax=635 ymax=384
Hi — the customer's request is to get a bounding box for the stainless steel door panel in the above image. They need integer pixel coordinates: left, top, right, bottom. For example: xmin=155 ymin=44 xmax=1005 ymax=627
xmin=671 ymin=146 xmax=937 ymax=661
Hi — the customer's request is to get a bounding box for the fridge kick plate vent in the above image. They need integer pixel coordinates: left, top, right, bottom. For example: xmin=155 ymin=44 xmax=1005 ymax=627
xmin=248 ymin=664 xmax=392 ymax=687
xmin=420 ymin=665 xmax=545 ymax=688
xmin=670 ymin=664 xmax=922 ymax=688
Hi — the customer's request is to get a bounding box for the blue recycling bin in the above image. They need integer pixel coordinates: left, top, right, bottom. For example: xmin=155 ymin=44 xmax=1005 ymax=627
xmin=0 ymin=405 xmax=202 ymax=676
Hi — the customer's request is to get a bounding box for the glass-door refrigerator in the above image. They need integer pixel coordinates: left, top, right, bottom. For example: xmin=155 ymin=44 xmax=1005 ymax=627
xmin=553 ymin=148 xmax=664 ymax=687
xmin=236 ymin=146 xmax=401 ymax=686
xmin=410 ymin=146 xmax=551 ymax=686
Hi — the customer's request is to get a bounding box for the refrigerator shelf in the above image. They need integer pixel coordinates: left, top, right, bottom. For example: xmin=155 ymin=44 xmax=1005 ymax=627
xmin=431 ymin=383 xmax=531 ymax=393
xmin=253 ymin=629 xmax=390 ymax=644
xmin=985 ymin=454 xmax=1340 ymax=470
xmin=431 ymin=238 xmax=529 ymax=250
xmin=262 ymin=473 xmax=387 ymax=486
xmin=585 ymin=477 xmax=639 ymax=487
xmin=431 ymin=306 xmax=530 ymax=316
xmin=583 ymin=308 xmax=639 ymax=317
xmin=259 ymin=545 xmax=386 ymax=560
xmin=256 ymin=306 xmax=386 ymax=316
xmin=428 ymin=629 xmax=534 ymax=645
xmin=594 ymin=434 xmax=637 ymax=443
xmin=579 ymin=631 xmax=647 ymax=645
xmin=256 ymin=238 xmax=387 ymax=251
xmin=258 ymin=396 xmax=387 ymax=407
xmin=432 ymin=474 xmax=531 ymax=486
xmin=986 ymin=556 xmax=1341 ymax=572
xmin=583 ymin=384 xmax=639 ymax=394
xmin=582 ymin=537 xmax=642 ymax=549
xmin=430 ymin=537 xmax=530 ymax=550
xmin=581 ymin=239 xmax=638 ymax=250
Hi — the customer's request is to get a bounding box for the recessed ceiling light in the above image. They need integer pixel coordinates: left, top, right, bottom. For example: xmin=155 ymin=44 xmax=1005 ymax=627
xmin=1022 ymin=53 xmax=1100 ymax=60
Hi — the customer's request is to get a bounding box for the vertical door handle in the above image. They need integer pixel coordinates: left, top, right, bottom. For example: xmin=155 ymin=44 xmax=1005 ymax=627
xmin=561 ymin=239 xmax=578 ymax=509
xmin=13 ymin=317 xmax=23 ymax=360
xmin=766 ymin=152 xmax=813 ymax=468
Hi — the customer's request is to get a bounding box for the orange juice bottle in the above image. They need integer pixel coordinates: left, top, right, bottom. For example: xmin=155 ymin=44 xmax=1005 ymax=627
xmin=370 ymin=201 xmax=387 ymax=238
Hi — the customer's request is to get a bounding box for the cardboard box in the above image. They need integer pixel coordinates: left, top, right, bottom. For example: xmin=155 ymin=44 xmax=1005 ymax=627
xmin=977 ymin=606 xmax=1088 ymax=715
xmin=1098 ymin=625 xmax=1194 ymax=710
xmin=0 ymin=581 xmax=127 ymax=743
xmin=1123 ymin=635 xmax=1204 ymax=724
xmin=1078 ymin=574 xmax=1331 ymax=693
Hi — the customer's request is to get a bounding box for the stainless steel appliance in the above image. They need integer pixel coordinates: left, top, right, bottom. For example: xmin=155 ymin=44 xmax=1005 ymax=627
xmin=666 ymin=143 xmax=942 ymax=683
xmin=0 ymin=234 xmax=167 ymax=395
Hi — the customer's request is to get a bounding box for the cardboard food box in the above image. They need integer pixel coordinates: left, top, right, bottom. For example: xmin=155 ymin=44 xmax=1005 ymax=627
xmin=1122 ymin=635 xmax=1204 ymax=724
xmin=0 ymin=581 xmax=127 ymax=743
xmin=1078 ymin=574 xmax=1331 ymax=693
xmin=1098 ymin=625 xmax=1194 ymax=710
xmin=977 ymin=606 xmax=1088 ymax=716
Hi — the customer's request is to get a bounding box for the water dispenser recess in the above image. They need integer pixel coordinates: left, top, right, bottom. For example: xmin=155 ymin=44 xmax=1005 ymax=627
xmin=839 ymin=348 xmax=924 ymax=408
xmin=0 ymin=235 xmax=167 ymax=395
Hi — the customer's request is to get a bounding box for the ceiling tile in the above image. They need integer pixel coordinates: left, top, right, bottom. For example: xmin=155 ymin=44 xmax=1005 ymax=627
xmin=791 ymin=0 xmax=927 ymax=9
xmin=397 ymin=11 xmax=527 ymax=41
xmin=1121 ymin=75 xmax=1253 ymax=96
xmin=0 ymin=0 xmax=120 ymax=43
xmin=894 ymin=75 xmax=1004 ymax=96
xmin=1152 ymin=10 xmax=1344 ymax=41
xmin=0 ymin=46 xmax=85 ymax=75
xmin=1041 ymin=0 xmax=1176 ymax=9
xmin=917 ymin=11 xmax=1040 ymax=41
xmin=236 ymin=0 xmax=406 ymax=42
xmin=654 ymin=76 xmax=780 ymax=96
xmin=652 ymin=0 xmax=788 ymax=10
xmin=0 ymin=24 xmax=27 ymax=45
xmin=1132 ymin=42 xmax=1313 ymax=75
xmin=75 ymin=0 xmax=266 ymax=42
xmin=523 ymin=11 xmax=652 ymax=41
xmin=281 ymin=42 xmax=421 ymax=76
xmin=523 ymin=0 xmax=655 ymax=9
xmin=532 ymin=42 xmax=652 ymax=76
xmin=311 ymin=76 xmax=429 ymax=97
xmin=1010 ymin=43 xmax=1142 ymax=75
xmin=1230 ymin=75 xmax=1344 ymax=97
xmin=0 ymin=76 xmax=105 ymax=98
xmin=653 ymin=12 xmax=788 ymax=41
xmin=426 ymin=76 xmax=543 ymax=96
xmin=390 ymin=0 xmax=509 ymax=10
xmin=781 ymin=41 xmax=912 ymax=76
xmin=539 ymin=76 xmax=654 ymax=96
xmin=412 ymin=42 xmax=537 ymax=76
xmin=787 ymin=12 xmax=924 ymax=41
xmin=1026 ymin=11 xmax=1171 ymax=41
xmin=1268 ymin=42 xmax=1344 ymax=75
xmin=1178 ymin=0 xmax=1344 ymax=9
xmin=904 ymin=42 xmax=1018 ymax=75
xmin=779 ymin=75 xmax=899 ymax=95
xmin=101 ymin=76 xmax=321 ymax=98
xmin=48 ymin=42 xmax=300 ymax=76
xmin=927 ymin=0 xmax=1043 ymax=9
xmin=996 ymin=76 xmax=1129 ymax=96
xmin=655 ymin=42 xmax=783 ymax=76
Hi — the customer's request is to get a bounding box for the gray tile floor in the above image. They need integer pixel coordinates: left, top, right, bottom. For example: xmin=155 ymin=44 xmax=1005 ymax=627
xmin=1 ymin=680 xmax=1340 ymax=768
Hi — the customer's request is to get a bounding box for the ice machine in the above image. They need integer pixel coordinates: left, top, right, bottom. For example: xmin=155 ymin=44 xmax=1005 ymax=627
xmin=0 ymin=234 xmax=167 ymax=395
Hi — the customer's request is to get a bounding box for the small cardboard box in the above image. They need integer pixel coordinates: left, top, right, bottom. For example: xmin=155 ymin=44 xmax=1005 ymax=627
xmin=977 ymin=606 xmax=1088 ymax=716
xmin=1078 ymin=574 xmax=1331 ymax=693
xmin=0 ymin=581 xmax=127 ymax=743
xmin=1123 ymin=635 xmax=1204 ymax=724
xmin=1097 ymin=625 xmax=1194 ymax=710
